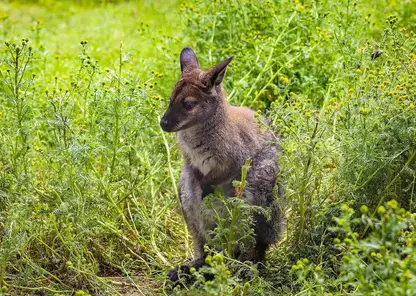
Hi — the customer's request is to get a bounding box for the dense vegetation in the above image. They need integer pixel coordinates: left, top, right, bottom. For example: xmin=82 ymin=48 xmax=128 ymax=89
xmin=0 ymin=0 xmax=415 ymax=295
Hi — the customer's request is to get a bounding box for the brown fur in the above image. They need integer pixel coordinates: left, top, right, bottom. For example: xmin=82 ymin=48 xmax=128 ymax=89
xmin=161 ymin=48 xmax=285 ymax=283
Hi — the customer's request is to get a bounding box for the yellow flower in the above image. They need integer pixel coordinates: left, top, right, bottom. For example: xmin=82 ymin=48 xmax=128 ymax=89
xmin=296 ymin=4 xmax=305 ymax=11
xmin=280 ymin=76 xmax=289 ymax=84
xmin=360 ymin=205 xmax=368 ymax=214
xmin=410 ymin=103 xmax=415 ymax=110
xmin=387 ymin=199 xmax=398 ymax=209
xmin=377 ymin=205 xmax=386 ymax=215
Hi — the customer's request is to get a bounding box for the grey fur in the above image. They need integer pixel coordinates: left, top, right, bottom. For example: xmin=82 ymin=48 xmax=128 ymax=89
xmin=177 ymin=122 xmax=285 ymax=262
xmin=161 ymin=48 xmax=285 ymax=270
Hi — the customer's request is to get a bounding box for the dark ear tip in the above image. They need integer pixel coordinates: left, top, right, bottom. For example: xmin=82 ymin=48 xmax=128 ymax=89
xmin=180 ymin=47 xmax=199 ymax=72
xmin=181 ymin=47 xmax=195 ymax=56
xmin=224 ymin=56 xmax=234 ymax=66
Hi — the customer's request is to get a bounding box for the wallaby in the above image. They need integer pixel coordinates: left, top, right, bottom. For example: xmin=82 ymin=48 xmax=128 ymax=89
xmin=160 ymin=47 xmax=285 ymax=282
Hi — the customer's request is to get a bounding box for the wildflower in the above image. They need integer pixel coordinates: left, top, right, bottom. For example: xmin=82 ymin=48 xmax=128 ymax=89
xmin=342 ymin=255 xmax=351 ymax=263
xmin=410 ymin=103 xmax=414 ymax=110
xmin=296 ymin=5 xmax=305 ymax=11
xmin=386 ymin=199 xmax=398 ymax=209
xmin=344 ymin=238 xmax=352 ymax=245
xmin=213 ymin=253 xmax=224 ymax=264
xmin=280 ymin=76 xmax=289 ymax=84
xmin=315 ymin=266 xmax=322 ymax=271
xmin=205 ymin=255 xmax=212 ymax=265
xmin=377 ymin=205 xmax=386 ymax=215
xmin=360 ymin=205 xmax=368 ymax=214
xmin=292 ymin=260 xmax=305 ymax=270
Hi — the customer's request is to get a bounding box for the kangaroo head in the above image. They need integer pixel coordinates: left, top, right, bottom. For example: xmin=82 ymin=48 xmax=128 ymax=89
xmin=160 ymin=47 xmax=233 ymax=132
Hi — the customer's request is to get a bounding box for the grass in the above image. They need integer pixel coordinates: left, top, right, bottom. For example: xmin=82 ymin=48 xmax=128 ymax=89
xmin=0 ymin=1 xmax=186 ymax=294
xmin=0 ymin=0 xmax=415 ymax=295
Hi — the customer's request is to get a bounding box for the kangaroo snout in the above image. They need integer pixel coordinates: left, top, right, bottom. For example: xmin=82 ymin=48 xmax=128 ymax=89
xmin=160 ymin=112 xmax=177 ymax=132
xmin=160 ymin=116 xmax=169 ymax=131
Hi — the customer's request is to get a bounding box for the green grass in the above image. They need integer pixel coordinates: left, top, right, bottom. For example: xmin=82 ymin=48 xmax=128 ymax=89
xmin=0 ymin=0 xmax=415 ymax=295
xmin=0 ymin=1 xmax=186 ymax=294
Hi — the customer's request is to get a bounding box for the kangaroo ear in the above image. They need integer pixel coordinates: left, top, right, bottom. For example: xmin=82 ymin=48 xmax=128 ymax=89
xmin=180 ymin=47 xmax=200 ymax=73
xmin=203 ymin=57 xmax=233 ymax=88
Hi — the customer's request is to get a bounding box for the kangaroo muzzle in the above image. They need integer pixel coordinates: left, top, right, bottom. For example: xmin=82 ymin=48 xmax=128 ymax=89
xmin=160 ymin=110 xmax=178 ymax=132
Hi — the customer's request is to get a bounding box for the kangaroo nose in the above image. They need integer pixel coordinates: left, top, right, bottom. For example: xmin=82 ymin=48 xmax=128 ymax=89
xmin=160 ymin=117 xmax=169 ymax=130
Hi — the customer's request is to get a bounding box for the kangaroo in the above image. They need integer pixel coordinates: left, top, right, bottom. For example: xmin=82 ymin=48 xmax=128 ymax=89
xmin=160 ymin=47 xmax=285 ymax=282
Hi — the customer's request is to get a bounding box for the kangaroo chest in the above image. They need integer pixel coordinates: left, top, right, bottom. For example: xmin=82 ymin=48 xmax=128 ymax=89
xmin=180 ymin=141 xmax=218 ymax=176
xmin=177 ymin=131 xmax=223 ymax=176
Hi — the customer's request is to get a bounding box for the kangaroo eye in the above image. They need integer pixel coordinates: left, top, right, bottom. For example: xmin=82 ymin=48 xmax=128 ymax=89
xmin=182 ymin=100 xmax=196 ymax=110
